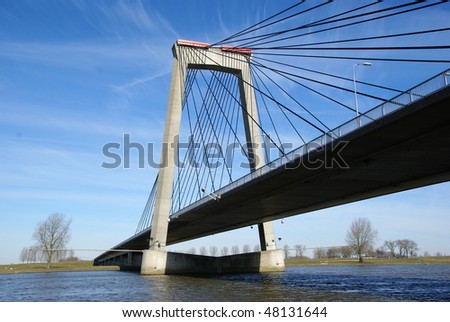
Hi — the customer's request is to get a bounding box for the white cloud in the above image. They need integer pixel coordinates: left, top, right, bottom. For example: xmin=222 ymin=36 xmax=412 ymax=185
xmin=0 ymin=40 xmax=167 ymax=72
xmin=0 ymin=99 xmax=165 ymax=141
xmin=72 ymin=0 xmax=179 ymax=39
xmin=112 ymin=69 xmax=170 ymax=92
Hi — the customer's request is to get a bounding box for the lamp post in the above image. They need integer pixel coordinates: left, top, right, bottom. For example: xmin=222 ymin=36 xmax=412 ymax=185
xmin=353 ymin=62 xmax=372 ymax=118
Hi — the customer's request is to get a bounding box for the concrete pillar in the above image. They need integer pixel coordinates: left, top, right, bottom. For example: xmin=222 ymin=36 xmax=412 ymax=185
xmin=141 ymin=43 xmax=280 ymax=275
xmin=141 ymin=49 xmax=185 ymax=274
xmin=148 ymin=52 xmax=185 ymax=252
xmin=141 ymin=249 xmax=168 ymax=275
xmin=258 ymin=222 xmax=277 ymax=251
xmin=237 ymin=54 xmax=278 ymax=252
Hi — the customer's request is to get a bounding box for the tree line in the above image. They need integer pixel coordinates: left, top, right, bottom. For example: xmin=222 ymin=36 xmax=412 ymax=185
xmin=20 ymin=246 xmax=77 ymax=264
xmin=182 ymin=218 xmax=433 ymax=263
xmin=382 ymin=239 xmax=419 ymax=258
xmin=185 ymin=244 xmax=262 ymax=256
xmin=282 ymin=218 xmax=429 ymax=262
xmin=21 ymin=214 xmax=438 ymax=266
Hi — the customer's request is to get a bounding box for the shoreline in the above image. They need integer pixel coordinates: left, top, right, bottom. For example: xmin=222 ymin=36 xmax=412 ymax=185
xmin=2 ymin=256 xmax=450 ymax=275
xmin=0 ymin=261 xmax=119 ymax=275
xmin=285 ymin=256 xmax=450 ymax=266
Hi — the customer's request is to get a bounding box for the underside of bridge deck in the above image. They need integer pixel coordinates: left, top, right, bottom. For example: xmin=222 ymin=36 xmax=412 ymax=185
xmin=95 ymin=86 xmax=450 ymax=266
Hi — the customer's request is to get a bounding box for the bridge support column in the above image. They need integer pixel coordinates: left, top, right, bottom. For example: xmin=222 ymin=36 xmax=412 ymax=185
xmin=140 ymin=45 xmax=184 ymax=275
xmin=149 ymin=53 xmax=184 ymax=247
xmin=141 ymin=42 xmax=282 ymax=275
xmin=141 ymin=249 xmax=168 ymax=275
xmin=235 ymin=47 xmax=279 ymax=255
xmin=258 ymin=222 xmax=277 ymax=251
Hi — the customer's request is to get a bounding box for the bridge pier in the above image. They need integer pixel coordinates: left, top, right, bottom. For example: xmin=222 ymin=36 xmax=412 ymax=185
xmin=141 ymin=249 xmax=168 ymax=275
xmin=258 ymin=222 xmax=277 ymax=251
xmin=141 ymin=249 xmax=284 ymax=275
xmin=139 ymin=41 xmax=282 ymax=275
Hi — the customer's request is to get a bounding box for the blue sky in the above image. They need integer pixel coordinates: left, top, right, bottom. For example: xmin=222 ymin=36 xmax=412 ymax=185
xmin=1 ymin=0 xmax=450 ymax=264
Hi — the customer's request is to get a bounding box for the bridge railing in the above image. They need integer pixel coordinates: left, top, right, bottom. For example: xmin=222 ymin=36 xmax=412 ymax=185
xmin=170 ymin=69 xmax=450 ymax=220
xmin=339 ymin=69 xmax=450 ymax=138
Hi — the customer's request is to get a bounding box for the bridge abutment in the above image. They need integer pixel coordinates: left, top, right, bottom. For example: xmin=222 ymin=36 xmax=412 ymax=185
xmin=141 ymin=249 xmax=285 ymax=275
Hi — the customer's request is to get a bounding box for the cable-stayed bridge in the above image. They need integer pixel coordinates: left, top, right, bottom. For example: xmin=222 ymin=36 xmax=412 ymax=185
xmin=94 ymin=1 xmax=450 ymax=274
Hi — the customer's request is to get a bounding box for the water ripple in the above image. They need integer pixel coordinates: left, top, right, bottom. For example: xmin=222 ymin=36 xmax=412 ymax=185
xmin=0 ymin=265 xmax=449 ymax=301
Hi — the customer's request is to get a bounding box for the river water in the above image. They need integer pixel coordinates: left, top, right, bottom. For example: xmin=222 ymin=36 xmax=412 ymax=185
xmin=1 ymin=265 xmax=449 ymax=302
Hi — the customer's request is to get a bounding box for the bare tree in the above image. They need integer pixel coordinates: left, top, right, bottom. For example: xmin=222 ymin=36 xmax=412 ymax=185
xmin=396 ymin=239 xmax=407 ymax=257
xmin=294 ymin=244 xmax=306 ymax=258
xmin=383 ymin=240 xmax=397 ymax=257
xmin=231 ymin=245 xmax=240 ymax=255
xmin=199 ymin=246 xmax=208 ymax=256
xmin=399 ymin=239 xmax=418 ymax=258
xmin=407 ymin=240 xmax=419 ymax=257
xmin=366 ymin=245 xmax=377 ymax=258
xmin=314 ymin=247 xmax=326 ymax=259
xmin=345 ymin=217 xmax=377 ymax=263
xmin=20 ymin=247 xmax=29 ymax=263
xmin=253 ymin=244 xmax=261 ymax=252
xmin=339 ymin=246 xmax=353 ymax=258
xmin=376 ymin=246 xmax=388 ymax=258
xmin=32 ymin=213 xmax=71 ymax=268
xmin=29 ymin=245 xmax=40 ymax=263
xmin=221 ymin=246 xmax=229 ymax=256
xmin=283 ymin=245 xmax=290 ymax=259
xmin=188 ymin=247 xmax=197 ymax=254
xmin=210 ymin=246 xmax=218 ymax=256
xmin=242 ymin=244 xmax=251 ymax=253
xmin=327 ymin=247 xmax=340 ymax=259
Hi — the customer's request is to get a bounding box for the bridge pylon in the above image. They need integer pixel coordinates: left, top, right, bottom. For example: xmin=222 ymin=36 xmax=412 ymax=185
xmin=141 ymin=40 xmax=284 ymax=275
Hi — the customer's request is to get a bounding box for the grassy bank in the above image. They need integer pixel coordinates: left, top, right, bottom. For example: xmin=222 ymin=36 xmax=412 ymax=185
xmin=3 ymin=257 xmax=449 ymax=274
xmin=0 ymin=261 xmax=119 ymax=274
xmin=285 ymin=256 xmax=450 ymax=266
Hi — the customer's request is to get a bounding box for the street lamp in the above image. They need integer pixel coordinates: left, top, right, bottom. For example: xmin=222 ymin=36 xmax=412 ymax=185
xmin=445 ymin=71 xmax=450 ymax=86
xmin=353 ymin=62 xmax=372 ymax=118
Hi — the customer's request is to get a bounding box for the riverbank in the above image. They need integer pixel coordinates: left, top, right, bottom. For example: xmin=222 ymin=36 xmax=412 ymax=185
xmin=2 ymin=256 xmax=450 ymax=274
xmin=0 ymin=261 xmax=119 ymax=274
xmin=285 ymin=256 xmax=450 ymax=266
